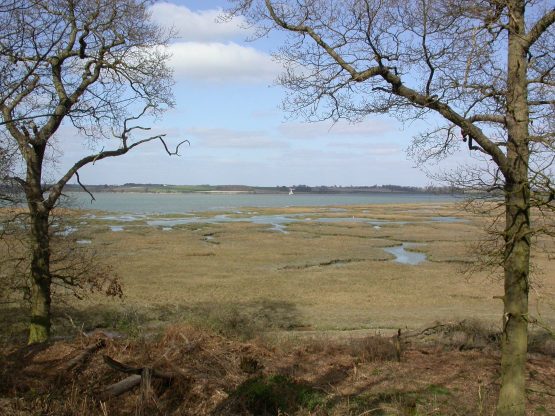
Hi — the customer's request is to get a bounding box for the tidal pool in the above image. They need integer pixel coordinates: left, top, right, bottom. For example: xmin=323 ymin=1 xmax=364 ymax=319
xmin=145 ymin=214 xmax=299 ymax=233
xmin=315 ymin=217 xmax=409 ymax=226
xmin=383 ymin=243 xmax=427 ymax=265
xmin=55 ymin=226 xmax=78 ymax=236
xmin=110 ymin=212 xmax=449 ymax=234
xmin=430 ymin=216 xmax=467 ymax=223
xmin=101 ymin=214 xmax=146 ymax=222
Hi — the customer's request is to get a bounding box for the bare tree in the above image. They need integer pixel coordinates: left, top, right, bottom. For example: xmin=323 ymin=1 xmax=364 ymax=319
xmin=0 ymin=0 xmax=184 ymax=344
xmin=230 ymin=0 xmax=554 ymax=414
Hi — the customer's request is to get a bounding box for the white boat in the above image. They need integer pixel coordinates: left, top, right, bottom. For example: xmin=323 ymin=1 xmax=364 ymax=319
xmin=289 ymin=188 xmax=294 ymax=195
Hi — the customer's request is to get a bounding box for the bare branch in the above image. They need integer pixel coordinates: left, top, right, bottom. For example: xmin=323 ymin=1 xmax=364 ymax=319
xmin=525 ymin=7 xmax=555 ymax=50
xmin=160 ymin=138 xmax=189 ymax=156
xmin=468 ymin=114 xmax=507 ymax=124
xmin=74 ymin=171 xmax=95 ymax=203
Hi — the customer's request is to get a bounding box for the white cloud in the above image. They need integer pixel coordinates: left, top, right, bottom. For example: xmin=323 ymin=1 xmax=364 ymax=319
xmin=279 ymin=119 xmax=394 ymax=139
xmin=149 ymin=2 xmax=249 ymax=42
xmin=186 ymin=127 xmax=287 ymax=149
xmin=148 ymin=3 xmax=280 ymax=83
xmin=167 ymin=42 xmax=281 ymax=83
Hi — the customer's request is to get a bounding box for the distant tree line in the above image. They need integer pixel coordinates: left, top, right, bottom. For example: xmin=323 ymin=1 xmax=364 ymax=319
xmin=61 ymin=183 xmax=468 ymax=194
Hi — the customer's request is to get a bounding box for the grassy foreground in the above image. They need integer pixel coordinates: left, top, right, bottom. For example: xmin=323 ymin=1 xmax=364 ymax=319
xmin=1 ymin=202 xmax=554 ymax=414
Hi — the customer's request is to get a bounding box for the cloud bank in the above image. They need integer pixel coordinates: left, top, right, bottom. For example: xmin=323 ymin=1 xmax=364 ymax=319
xmin=150 ymin=2 xmax=248 ymax=42
xmin=168 ymin=42 xmax=280 ymax=83
xmin=149 ymin=2 xmax=280 ymax=83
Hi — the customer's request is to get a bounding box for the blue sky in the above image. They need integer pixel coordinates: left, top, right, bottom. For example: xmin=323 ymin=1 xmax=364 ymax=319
xmin=61 ymin=0 xmax=471 ymax=187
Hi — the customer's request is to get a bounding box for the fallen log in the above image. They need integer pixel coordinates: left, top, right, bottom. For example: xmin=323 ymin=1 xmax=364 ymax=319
xmin=102 ymin=355 xmax=175 ymax=380
xmin=101 ymin=374 xmax=142 ymax=399
xmin=103 ymin=355 xmax=143 ymax=375
xmin=99 ymin=355 xmax=181 ymax=400
xmin=63 ymin=339 xmax=106 ymax=372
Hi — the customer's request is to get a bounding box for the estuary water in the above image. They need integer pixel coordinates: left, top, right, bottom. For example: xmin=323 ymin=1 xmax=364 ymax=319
xmin=64 ymin=191 xmax=459 ymax=214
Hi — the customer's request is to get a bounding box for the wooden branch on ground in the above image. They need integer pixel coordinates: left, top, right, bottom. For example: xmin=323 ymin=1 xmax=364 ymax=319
xmin=62 ymin=339 xmax=106 ymax=372
xmin=103 ymin=355 xmax=143 ymax=375
xmin=100 ymin=355 xmax=181 ymax=400
xmin=101 ymin=375 xmax=142 ymax=399
xmin=102 ymin=355 xmax=175 ymax=379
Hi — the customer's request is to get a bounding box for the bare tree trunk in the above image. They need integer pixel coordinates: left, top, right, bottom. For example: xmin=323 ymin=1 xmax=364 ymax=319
xmin=25 ymin=139 xmax=52 ymax=344
xmin=28 ymin=208 xmax=52 ymax=344
xmin=497 ymin=1 xmax=530 ymax=414
xmin=497 ymin=183 xmax=530 ymax=416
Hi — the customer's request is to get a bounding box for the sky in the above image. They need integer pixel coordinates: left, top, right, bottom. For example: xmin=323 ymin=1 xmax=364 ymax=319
xmin=60 ymin=0 xmax=473 ymax=187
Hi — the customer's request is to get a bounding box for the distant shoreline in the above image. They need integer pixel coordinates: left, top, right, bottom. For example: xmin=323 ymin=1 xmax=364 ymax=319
xmin=62 ymin=183 xmax=468 ymax=196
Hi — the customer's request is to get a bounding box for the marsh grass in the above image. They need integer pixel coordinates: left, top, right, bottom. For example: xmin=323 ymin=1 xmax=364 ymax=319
xmin=4 ymin=202 xmax=553 ymax=340
xmin=2 ymin=203 xmax=554 ymax=414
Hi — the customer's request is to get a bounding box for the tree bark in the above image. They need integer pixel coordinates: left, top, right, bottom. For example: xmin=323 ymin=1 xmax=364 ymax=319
xmin=26 ymin=138 xmax=52 ymax=344
xmin=497 ymin=1 xmax=531 ymax=414
xmin=498 ymin=183 xmax=530 ymax=416
xmin=28 ymin=208 xmax=52 ymax=344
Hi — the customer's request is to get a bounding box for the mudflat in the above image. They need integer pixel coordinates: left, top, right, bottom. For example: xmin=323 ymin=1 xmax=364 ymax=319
xmin=51 ymin=201 xmax=554 ymax=337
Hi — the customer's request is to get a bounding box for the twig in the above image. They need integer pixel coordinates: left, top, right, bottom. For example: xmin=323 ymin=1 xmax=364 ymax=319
xmin=160 ymin=138 xmax=189 ymax=156
xmin=75 ymin=171 xmax=95 ymax=203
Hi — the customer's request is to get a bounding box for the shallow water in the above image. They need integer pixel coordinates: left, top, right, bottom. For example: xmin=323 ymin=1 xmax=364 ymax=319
xmin=430 ymin=216 xmax=467 ymax=223
xmin=103 ymin=212 xmax=422 ymax=234
xmin=142 ymin=213 xmax=415 ymax=233
xmin=64 ymin=191 xmax=460 ymax=214
xmin=145 ymin=214 xmax=299 ymax=233
xmin=55 ymin=226 xmax=78 ymax=236
xmin=383 ymin=243 xmax=427 ymax=265
xmin=146 ymin=217 xmax=198 ymax=227
xmin=315 ymin=217 xmax=409 ymax=226
xmin=83 ymin=200 xmax=466 ymax=236
xmin=101 ymin=214 xmax=146 ymax=222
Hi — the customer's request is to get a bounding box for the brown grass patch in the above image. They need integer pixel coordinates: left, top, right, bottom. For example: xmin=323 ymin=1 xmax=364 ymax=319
xmin=2 ymin=202 xmax=554 ymax=414
xmin=1 ymin=325 xmax=554 ymax=415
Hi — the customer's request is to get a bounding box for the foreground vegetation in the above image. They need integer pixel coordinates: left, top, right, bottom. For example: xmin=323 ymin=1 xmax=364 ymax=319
xmin=1 ymin=202 xmax=554 ymax=414
xmin=1 ymin=322 xmax=554 ymax=415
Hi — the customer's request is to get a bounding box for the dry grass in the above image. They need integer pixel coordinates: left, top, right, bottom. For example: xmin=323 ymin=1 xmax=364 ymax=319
xmin=0 ymin=324 xmax=554 ymax=415
xmin=2 ymin=202 xmax=554 ymax=340
xmin=1 ymin=202 xmax=554 ymax=415
xmin=41 ymin=202 xmax=553 ymax=337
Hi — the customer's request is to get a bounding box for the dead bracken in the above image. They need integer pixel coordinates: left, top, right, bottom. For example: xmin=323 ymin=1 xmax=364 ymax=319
xmin=0 ymin=323 xmax=554 ymax=415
